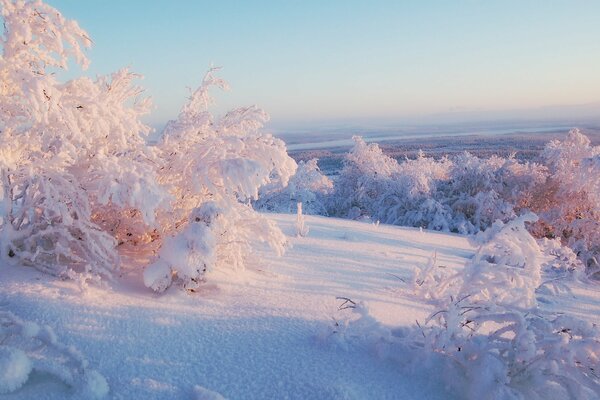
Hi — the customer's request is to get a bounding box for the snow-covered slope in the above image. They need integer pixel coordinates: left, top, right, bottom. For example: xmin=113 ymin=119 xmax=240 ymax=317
xmin=0 ymin=214 xmax=596 ymax=399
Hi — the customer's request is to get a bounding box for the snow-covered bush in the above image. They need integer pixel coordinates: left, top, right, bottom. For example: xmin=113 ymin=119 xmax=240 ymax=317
xmin=0 ymin=0 xmax=296 ymax=291
xmin=327 ymin=213 xmax=599 ymax=400
xmin=539 ymin=237 xmax=585 ymax=276
xmin=412 ymin=213 xmax=542 ymax=310
xmin=414 ymin=299 xmax=600 ymax=400
xmin=373 ymin=150 xmax=452 ymax=229
xmin=254 ymin=158 xmax=332 ymax=215
xmin=328 ymin=136 xmax=546 ymax=234
xmin=0 ymin=0 xmax=160 ymax=279
xmin=533 ymin=128 xmax=600 ymax=276
xmin=331 ymin=300 xmax=600 ymax=400
xmin=327 ymin=136 xmax=401 ymax=219
xmin=143 ymin=68 xmax=296 ymax=291
xmin=0 ymin=310 xmax=108 ymax=398
xmin=326 ymin=131 xmax=600 ymax=272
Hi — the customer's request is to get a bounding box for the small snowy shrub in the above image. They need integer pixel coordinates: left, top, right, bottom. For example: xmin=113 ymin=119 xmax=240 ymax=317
xmin=415 ymin=298 xmax=600 ymax=400
xmin=0 ymin=0 xmax=297 ymax=291
xmin=254 ymin=158 xmax=332 ymax=215
xmin=0 ymin=310 xmax=108 ymax=398
xmin=534 ymin=128 xmax=600 ymax=276
xmin=143 ymin=68 xmax=296 ymax=291
xmin=327 ymin=136 xmax=400 ymax=219
xmin=329 ymin=216 xmax=599 ymax=399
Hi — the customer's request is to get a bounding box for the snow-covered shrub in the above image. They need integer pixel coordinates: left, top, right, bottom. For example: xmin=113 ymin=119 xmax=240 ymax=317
xmin=0 ymin=310 xmax=108 ymax=398
xmin=414 ymin=298 xmax=600 ymax=400
xmin=331 ymin=301 xmax=600 ymax=400
xmin=533 ymin=128 xmax=600 ymax=276
xmin=327 ymin=136 xmax=400 ymax=219
xmin=372 ymin=151 xmax=452 ymax=229
xmin=465 ymin=213 xmax=542 ymax=309
xmin=329 ymin=136 xmax=546 ymax=234
xmin=143 ymin=68 xmax=296 ymax=291
xmin=0 ymin=0 xmax=166 ymax=279
xmin=440 ymin=152 xmax=547 ymax=234
xmin=326 ymin=131 xmax=600 ymax=273
xmin=0 ymin=0 xmax=297 ymax=291
xmin=412 ymin=213 xmax=542 ymax=310
xmin=539 ymin=237 xmax=585 ymax=276
xmin=254 ymin=158 xmax=332 ymax=215
xmin=328 ymin=213 xmax=599 ymax=400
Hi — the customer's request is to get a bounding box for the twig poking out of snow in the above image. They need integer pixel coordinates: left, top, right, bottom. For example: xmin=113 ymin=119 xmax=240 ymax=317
xmin=295 ymin=202 xmax=309 ymax=237
xmin=0 ymin=310 xmax=108 ymax=398
xmin=336 ymin=297 xmax=357 ymax=310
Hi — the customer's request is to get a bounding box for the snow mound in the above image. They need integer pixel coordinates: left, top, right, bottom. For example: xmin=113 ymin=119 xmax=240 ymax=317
xmin=0 ymin=310 xmax=108 ymax=398
xmin=0 ymin=346 xmax=32 ymax=394
xmin=193 ymin=385 xmax=227 ymax=400
xmin=82 ymin=370 xmax=110 ymax=400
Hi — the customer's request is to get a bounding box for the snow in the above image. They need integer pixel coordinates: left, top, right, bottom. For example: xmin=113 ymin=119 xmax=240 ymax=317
xmin=193 ymin=385 xmax=226 ymax=400
xmin=0 ymin=346 xmax=32 ymax=394
xmin=0 ymin=214 xmax=598 ymax=399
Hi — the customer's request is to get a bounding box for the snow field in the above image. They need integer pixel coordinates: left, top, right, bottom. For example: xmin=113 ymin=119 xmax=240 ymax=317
xmin=1 ymin=214 xmax=476 ymax=399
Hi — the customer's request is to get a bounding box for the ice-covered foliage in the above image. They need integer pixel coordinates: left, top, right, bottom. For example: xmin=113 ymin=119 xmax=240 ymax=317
xmin=144 ymin=68 xmax=296 ymax=291
xmin=325 ymin=130 xmax=600 ymax=273
xmin=0 ymin=0 xmax=164 ymax=278
xmin=327 ymin=136 xmax=401 ymax=220
xmin=254 ymin=158 xmax=331 ymax=215
xmin=0 ymin=310 xmax=108 ymax=398
xmin=533 ymin=128 xmax=600 ymax=276
xmin=0 ymin=0 xmax=296 ymax=291
xmin=327 ymin=215 xmax=600 ymax=400
xmin=328 ymin=136 xmax=546 ymax=235
xmin=412 ymin=213 xmax=543 ymax=310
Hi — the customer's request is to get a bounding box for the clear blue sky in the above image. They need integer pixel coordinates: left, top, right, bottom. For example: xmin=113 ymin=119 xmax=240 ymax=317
xmin=46 ymin=0 xmax=600 ymax=131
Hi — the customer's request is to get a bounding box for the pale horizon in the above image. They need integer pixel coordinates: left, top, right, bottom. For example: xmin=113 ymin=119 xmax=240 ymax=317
xmin=48 ymin=0 xmax=600 ymax=132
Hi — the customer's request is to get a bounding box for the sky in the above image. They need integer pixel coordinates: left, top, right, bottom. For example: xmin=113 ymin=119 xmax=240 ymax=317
xmin=45 ymin=0 xmax=600 ymax=132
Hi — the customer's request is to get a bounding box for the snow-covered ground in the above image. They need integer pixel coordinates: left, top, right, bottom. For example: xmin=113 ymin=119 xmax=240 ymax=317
xmin=0 ymin=214 xmax=598 ymax=399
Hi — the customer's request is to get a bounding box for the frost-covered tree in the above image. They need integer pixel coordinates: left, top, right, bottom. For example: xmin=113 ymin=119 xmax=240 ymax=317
xmin=143 ymin=69 xmax=297 ymax=291
xmin=328 ymin=136 xmax=546 ymax=233
xmin=0 ymin=0 xmax=297 ymax=291
xmin=373 ymin=150 xmax=451 ymax=229
xmin=328 ymin=136 xmax=401 ymax=219
xmin=0 ymin=0 xmax=165 ymax=279
xmin=533 ymin=128 xmax=600 ymax=276
xmin=254 ymin=158 xmax=332 ymax=215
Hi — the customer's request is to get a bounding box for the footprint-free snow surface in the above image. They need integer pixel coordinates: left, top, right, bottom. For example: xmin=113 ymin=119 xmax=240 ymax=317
xmin=1 ymin=214 xmax=597 ymax=399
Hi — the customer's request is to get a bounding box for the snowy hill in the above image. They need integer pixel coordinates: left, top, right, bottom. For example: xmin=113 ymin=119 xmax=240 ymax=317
xmin=1 ymin=214 xmax=597 ymax=399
